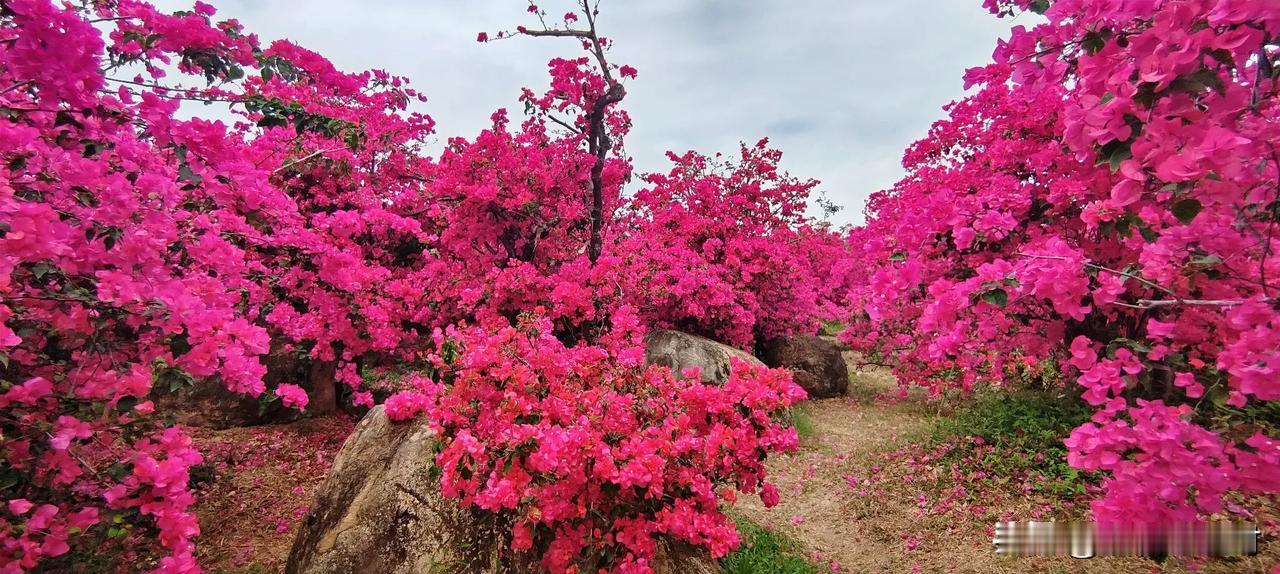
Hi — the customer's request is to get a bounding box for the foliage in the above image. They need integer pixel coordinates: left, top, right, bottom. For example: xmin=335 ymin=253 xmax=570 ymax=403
xmin=786 ymin=406 xmax=818 ymax=443
xmin=845 ymin=0 xmax=1280 ymax=523
xmin=931 ymin=391 xmax=1089 ymax=453
xmin=817 ymin=320 xmax=846 ymax=337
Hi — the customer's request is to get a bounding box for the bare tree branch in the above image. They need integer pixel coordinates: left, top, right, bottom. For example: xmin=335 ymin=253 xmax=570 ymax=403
xmin=1132 ymin=298 xmax=1252 ymax=308
xmin=515 ymin=0 xmax=626 ymax=264
xmin=520 ymin=28 xmax=592 ymax=39
xmin=274 ymin=147 xmax=345 ymax=174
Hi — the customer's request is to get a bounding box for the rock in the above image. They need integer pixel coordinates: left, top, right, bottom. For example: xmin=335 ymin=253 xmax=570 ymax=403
xmin=286 ymin=406 xmax=720 ymax=574
xmin=643 ymin=329 xmax=763 ymax=385
xmin=151 ymin=379 xmax=268 ymax=430
xmin=152 ymin=345 xmax=336 ymax=429
xmin=760 ymin=335 xmax=849 ymax=398
xmin=285 ymin=405 xmax=472 ymax=574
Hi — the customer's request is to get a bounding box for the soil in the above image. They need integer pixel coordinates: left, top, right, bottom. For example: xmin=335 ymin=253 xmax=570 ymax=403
xmin=189 ymin=415 xmax=355 ymax=573
xmin=734 ymin=365 xmax=1280 ymax=574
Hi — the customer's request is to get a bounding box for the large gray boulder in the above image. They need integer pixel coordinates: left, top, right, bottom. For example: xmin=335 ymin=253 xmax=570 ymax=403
xmin=760 ymin=335 xmax=849 ymax=398
xmin=643 ymin=329 xmax=763 ymax=385
xmin=285 ymin=405 xmax=470 ymax=574
xmin=286 ymin=406 xmax=719 ymax=574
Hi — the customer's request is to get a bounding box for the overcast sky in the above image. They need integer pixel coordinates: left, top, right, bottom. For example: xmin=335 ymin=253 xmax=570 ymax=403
xmin=154 ymin=1 xmax=1019 ymax=225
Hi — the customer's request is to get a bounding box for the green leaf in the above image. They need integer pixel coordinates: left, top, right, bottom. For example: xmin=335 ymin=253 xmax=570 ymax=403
xmin=257 ymin=392 xmax=280 ymax=417
xmin=1172 ymin=198 xmax=1202 ymax=224
xmin=54 ymin=110 xmax=83 ymax=128
xmin=980 ymin=288 xmax=1009 ymax=307
xmin=82 ymin=140 xmax=103 ymax=158
xmin=115 ymin=396 xmax=139 ymax=413
xmin=1107 ymin=142 xmax=1132 ymax=173
xmin=1207 ymin=49 xmax=1236 ymax=69
xmin=257 ymin=114 xmax=288 ymax=129
xmin=31 ymin=262 xmax=55 ymax=279
xmin=168 ymin=332 xmax=192 ymax=357
xmin=889 ymin=251 xmax=907 ymax=262
xmin=1082 ymin=30 xmax=1107 ymax=55
xmin=177 ymin=164 xmax=202 ymax=186
xmin=1108 ymin=337 xmax=1152 ymax=355
xmin=1029 ymin=0 xmax=1050 ymax=14
xmin=1170 ymin=68 xmax=1225 ymax=97
xmin=73 ymin=185 xmax=97 ymax=207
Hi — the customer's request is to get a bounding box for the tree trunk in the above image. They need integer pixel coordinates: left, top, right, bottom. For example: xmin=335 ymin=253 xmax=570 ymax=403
xmin=307 ymin=360 xmax=338 ymax=415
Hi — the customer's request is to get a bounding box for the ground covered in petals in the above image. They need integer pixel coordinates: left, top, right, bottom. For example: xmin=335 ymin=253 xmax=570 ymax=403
xmin=188 ymin=416 xmax=355 ymax=573
xmin=734 ymin=365 xmax=1280 ymax=574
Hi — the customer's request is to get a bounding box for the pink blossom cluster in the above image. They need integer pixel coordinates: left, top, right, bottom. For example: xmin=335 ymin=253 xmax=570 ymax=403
xmin=615 ymin=141 xmax=855 ymax=348
xmin=411 ymin=23 xmax=850 ymax=351
xmin=846 ymin=0 xmax=1280 ymax=522
xmin=384 ymin=308 xmax=805 ymax=573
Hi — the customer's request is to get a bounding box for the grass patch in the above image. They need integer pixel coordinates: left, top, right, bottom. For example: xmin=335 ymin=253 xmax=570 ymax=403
xmin=930 ymin=390 xmax=1090 ymax=449
xmin=817 ymin=320 xmax=846 ymax=336
xmin=722 ymin=515 xmax=821 ymax=574
xmin=925 ymin=389 xmax=1096 ymax=499
xmin=787 ymin=406 xmax=818 ymax=444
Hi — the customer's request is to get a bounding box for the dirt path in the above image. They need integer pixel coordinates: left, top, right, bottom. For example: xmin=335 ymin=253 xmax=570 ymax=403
xmin=734 ymin=366 xmax=1280 ymax=574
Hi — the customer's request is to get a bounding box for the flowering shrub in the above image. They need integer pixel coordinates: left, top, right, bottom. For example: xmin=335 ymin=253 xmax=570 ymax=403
xmin=1 ymin=0 xmax=835 ymax=571
xmin=846 ymin=0 xmax=1280 ymax=522
xmin=409 ymin=104 xmax=627 ymax=331
xmin=446 ymin=6 xmax=853 ymax=350
xmin=0 ymin=0 xmax=431 ymax=570
xmin=384 ymin=309 xmax=804 ymax=573
xmin=616 ymin=141 xmax=854 ymax=348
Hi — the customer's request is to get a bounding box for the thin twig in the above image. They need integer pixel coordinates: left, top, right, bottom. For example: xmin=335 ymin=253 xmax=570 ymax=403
xmin=1 ymin=80 xmax=33 ymax=96
xmin=1132 ymin=298 xmax=1251 ymax=308
xmin=104 ymin=77 xmax=242 ymax=104
xmin=519 ymin=28 xmax=592 ymax=39
xmin=545 ymin=113 xmax=582 ymax=134
xmin=274 ymin=147 xmax=345 ymax=174
xmin=1014 ymin=252 xmax=1177 ymax=297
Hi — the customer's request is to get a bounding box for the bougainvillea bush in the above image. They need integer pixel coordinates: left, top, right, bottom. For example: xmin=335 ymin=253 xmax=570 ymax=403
xmin=430 ymin=15 xmax=852 ymax=350
xmin=0 ymin=0 xmax=836 ymax=572
xmin=0 ymin=0 xmax=444 ymax=568
xmin=384 ymin=309 xmax=803 ymax=572
xmin=616 ymin=142 xmax=855 ymax=349
xmin=845 ymin=0 xmax=1280 ymax=523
